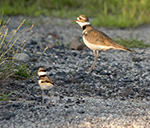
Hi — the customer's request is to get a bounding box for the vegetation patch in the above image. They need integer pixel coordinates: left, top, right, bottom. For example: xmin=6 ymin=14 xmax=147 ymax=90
xmin=0 ymin=0 xmax=150 ymax=27
xmin=0 ymin=15 xmax=33 ymax=83
xmin=0 ymin=92 xmax=11 ymax=101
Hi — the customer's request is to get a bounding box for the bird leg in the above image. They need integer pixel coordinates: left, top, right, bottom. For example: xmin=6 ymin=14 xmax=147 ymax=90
xmin=42 ymin=90 xmax=44 ymax=104
xmin=88 ymin=50 xmax=99 ymax=72
xmin=49 ymin=90 xmax=53 ymax=104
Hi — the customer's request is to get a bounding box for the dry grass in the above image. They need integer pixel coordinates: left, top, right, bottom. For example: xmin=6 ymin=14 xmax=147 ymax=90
xmin=0 ymin=16 xmax=34 ymax=83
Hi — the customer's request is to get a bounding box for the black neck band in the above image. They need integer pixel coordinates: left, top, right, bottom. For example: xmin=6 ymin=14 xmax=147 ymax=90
xmin=82 ymin=26 xmax=86 ymax=30
xmin=82 ymin=25 xmax=91 ymax=30
xmin=39 ymin=75 xmax=46 ymax=78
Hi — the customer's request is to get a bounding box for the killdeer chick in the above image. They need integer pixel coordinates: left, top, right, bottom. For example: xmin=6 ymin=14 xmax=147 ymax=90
xmin=75 ymin=15 xmax=135 ymax=72
xmin=38 ymin=68 xmax=54 ymax=104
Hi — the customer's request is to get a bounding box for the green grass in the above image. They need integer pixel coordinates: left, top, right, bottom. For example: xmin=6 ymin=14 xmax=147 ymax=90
xmin=0 ymin=0 xmax=150 ymax=28
xmin=0 ymin=61 xmax=31 ymax=81
xmin=114 ymin=38 xmax=150 ymax=48
xmin=0 ymin=92 xmax=11 ymax=101
xmin=15 ymin=64 xmax=30 ymax=78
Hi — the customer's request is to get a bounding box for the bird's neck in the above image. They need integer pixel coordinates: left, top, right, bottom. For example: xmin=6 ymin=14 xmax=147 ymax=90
xmin=39 ymin=75 xmax=47 ymax=79
xmin=82 ymin=25 xmax=91 ymax=30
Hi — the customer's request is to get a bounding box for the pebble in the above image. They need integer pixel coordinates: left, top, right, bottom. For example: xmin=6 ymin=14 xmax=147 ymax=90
xmin=14 ymin=53 xmax=30 ymax=62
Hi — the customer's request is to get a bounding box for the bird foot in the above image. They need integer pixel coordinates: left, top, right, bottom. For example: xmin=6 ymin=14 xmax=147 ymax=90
xmin=88 ymin=66 xmax=95 ymax=73
xmin=87 ymin=68 xmax=92 ymax=73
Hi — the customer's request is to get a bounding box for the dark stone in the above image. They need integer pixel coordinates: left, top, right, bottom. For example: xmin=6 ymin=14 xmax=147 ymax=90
xmin=66 ymin=98 xmax=73 ymax=103
xmin=36 ymin=97 xmax=42 ymax=102
xmin=132 ymin=57 xmax=143 ymax=62
xmin=31 ymin=39 xmax=38 ymax=45
xmin=120 ymin=97 xmax=125 ymax=101
xmin=78 ymin=110 xmax=85 ymax=114
xmin=64 ymin=105 xmax=69 ymax=108
xmin=76 ymin=99 xmax=80 ymax=104
xmin=72 ymin=52 xmax=77 ymax=57
xmin=0 ymin=112 xmax=15 ymax=121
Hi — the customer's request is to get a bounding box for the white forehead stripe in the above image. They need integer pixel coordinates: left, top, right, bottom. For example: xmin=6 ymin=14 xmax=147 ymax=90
xmin=80 ymin=16 xmax=86 ymax=20
xmin=38 ymin=71 xmax=47 ymax=76
xmin=77 ymin=16 xmax=86 ymax=21
xmin=76 ymin=21 xmax=90 ymax=28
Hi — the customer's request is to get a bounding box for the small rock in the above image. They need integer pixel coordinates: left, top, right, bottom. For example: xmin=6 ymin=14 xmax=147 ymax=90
xmin=64 ymin=105 xmax=69 ymax=108
xmin=44 ymin=32 xmax=60 ymax=44
xmin=31 ymin=39 xmax=38 ymax=45
xmin=47 ymin=43 xmax=56 ymax=49
xmin=132 ymin=57 xmax=143 ymax=62
xmin=14 ymin=53 xmax=30 ymax=62
xmin=0 ymin=112 xmax=15 ymax=121
xmin=78 ymin=110 xmax=85 ymax=114
xmin=66 ymin=98 xmax=73 ymax=103
xmin=45 ymin=32 xmax=59 ymax=40
xmin=69 ymin=37 xmax=86 ymax=50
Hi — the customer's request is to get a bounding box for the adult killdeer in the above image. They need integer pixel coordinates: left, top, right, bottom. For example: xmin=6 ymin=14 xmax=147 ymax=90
xmin=38 ymin=68 xmax=54 ymax=104
xmin=75 ymin=15 xmax=135 ymax=72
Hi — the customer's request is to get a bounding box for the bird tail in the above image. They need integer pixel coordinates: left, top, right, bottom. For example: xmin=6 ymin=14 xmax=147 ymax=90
xmin=120 ymin=47 xmax=135 ymax=53
xmin=111 ymin=41 xmax=135 ymax=53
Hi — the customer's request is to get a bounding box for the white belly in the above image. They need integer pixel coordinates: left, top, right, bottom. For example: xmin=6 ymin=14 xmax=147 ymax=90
xmin=41 ymin=83 xmax=53 ymax=90
xmin=83 ymin=36 xmax=114 ymax=50
xmin=38 ymin=80 xmax=53 ymax=90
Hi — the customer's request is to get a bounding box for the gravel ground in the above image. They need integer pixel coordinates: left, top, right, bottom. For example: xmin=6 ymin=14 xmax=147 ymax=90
xmin=0 ymin=16 xmax=150 ymax=128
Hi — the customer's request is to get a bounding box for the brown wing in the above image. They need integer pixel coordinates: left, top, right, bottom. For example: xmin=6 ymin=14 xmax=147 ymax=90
xmin=84 ymin=26 xmax=135 ymax=53
xmin=46 ymin=76 xmax=53 ymax=84
xmin=40 ymin=75 xmax=53 ymax=84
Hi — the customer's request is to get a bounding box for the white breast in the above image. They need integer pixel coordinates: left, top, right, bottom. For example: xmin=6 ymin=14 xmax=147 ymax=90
xmin=83 ymin=36 xmax=114 ymax=51
xmin=38 ymin=72 xmax=47 ymax=76
xmin=38 ymin=80 xmax=42 ymax=84
xmin=41 ymin=83 xmax=53 ymax=90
